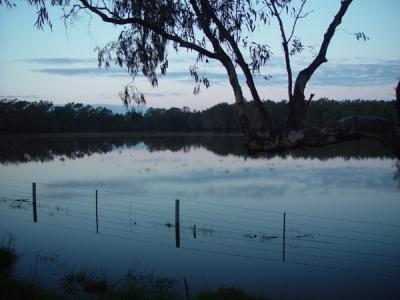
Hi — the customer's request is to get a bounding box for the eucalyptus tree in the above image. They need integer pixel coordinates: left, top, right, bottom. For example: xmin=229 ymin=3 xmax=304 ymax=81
xmin=2 ymin=0 xmax=399 ymax=155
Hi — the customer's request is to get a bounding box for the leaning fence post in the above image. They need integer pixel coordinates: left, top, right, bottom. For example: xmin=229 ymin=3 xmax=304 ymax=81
xmin=96 ymin=190 xmax=99 ymax=234
xmin=183 ymin=277 xmax=190 ymax=300
xmin=175 ymin=199 xmax=180 ymax=248
xmin=282 ymin=212 xmax=286 ymax=262
xmin=32 ymin=182 xmax=37 ymax=223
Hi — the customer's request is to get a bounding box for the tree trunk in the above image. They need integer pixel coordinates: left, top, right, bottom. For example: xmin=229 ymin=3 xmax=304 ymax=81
xmin=396 ymin=80 xmax=400 ymax=124
xmin=247 ymin=116 xmax=400 ymax=158
xmin=222 ymin=59 xmax=257 ymax=140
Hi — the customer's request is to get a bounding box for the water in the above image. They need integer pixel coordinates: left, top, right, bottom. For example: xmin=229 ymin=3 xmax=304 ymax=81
xmin=0 ymin=134 xmax=399 ymax=299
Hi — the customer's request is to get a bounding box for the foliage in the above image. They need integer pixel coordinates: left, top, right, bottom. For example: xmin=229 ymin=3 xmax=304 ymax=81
xmin=60 ymin=270 xmax=109 ymax=295
xmin=3 ymin=0 xmax=397 ymax=154
xmin=0 ymin=234 xmax=19 ymax=274
xmin=0 ymin=274 xmax=65 ymax=300
xmin=97 ymin=272 xmax=180 ymax=300
xmin=193 ymin=287 xmax=270 ymax=300
xmin=0 ymin=98 xmax=397 ymax=134
xmin=0 ymin=99 xmax=137 ymax=133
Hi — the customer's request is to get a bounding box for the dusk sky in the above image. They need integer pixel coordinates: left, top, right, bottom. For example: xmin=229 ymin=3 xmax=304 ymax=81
xmin=0 ymin=0 xmax=399 ymax=110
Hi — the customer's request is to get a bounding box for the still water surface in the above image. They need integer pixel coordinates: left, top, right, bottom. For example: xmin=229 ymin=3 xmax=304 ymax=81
xmin=0 ymin=135 xmax=399 ymax=299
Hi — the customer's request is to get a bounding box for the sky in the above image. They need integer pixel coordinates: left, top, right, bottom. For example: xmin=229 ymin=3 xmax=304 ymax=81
xmin=0 ymin=0 xmax=399 ymax=110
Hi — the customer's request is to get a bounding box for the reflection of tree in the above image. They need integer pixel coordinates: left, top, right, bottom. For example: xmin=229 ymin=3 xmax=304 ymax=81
xmin=0 ymin=135 xmax=394 ymax=165
xmin=0 ymin=136 xmax=141 ymax=164
xmin=394 ymin=161 xmax=400 ymax=189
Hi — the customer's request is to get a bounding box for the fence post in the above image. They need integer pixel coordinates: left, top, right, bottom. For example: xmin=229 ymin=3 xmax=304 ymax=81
xmin=193 ymin=224 xmax=197 ymax=239
xmin=96 ymin=190 xmax=99 ymax=234
xmin=32 ymin=182 xmax=37 ymax=223
xmin=282 ymin=212 xmax=286 ymax=262
xmin=175 ymin=199 xmax=180 ymax=248
xmin=183 ymin=277 xmax=190 ymax=300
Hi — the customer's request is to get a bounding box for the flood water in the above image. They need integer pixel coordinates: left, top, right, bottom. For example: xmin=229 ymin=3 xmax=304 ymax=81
xmin=0 ymin=134 xmax=399 ymax=299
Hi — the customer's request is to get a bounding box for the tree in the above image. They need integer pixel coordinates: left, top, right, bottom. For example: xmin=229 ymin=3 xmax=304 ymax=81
xmin=2 ymin=0 xmax=399 ymax=156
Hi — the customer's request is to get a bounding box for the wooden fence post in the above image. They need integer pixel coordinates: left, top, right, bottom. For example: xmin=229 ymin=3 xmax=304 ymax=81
xmin=282 ymin=212 xmax=286 ymax=262
xmin=175 ymin=199 xmax=180 ymax=248
xmin=96 ymin=190 xmax=99 ymax=234
xmin=183 ymin=277 xmax=190 ymax=300
xmin=193 ymin=224 xmax=197 ymax=239
xmin=32 ymin=182 xmax=37 ymax=223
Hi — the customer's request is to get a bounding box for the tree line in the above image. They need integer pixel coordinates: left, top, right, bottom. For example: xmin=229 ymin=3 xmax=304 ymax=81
xmin=0 ymin=98 xmax=397 ymax=134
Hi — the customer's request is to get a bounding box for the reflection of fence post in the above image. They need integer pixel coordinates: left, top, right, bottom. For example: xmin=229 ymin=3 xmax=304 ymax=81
xmin=175 ymin=199 xmax=180 ymax=248
xmin=96 ymin=190 xmax=99 ymax=234
xmin=32 ymin=182 xmax=37 ymax=223
xmin=282 ymin=212 xmax=286 ymax=262
xmin=193 ymin=224 xmax=197 ymax=239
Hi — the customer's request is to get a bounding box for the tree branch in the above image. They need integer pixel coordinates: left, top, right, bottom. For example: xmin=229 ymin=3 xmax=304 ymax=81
xmin=248 ymin=116 xmax=400 ymax=158
xmin=78 ymin=0 xmax=219 ymax=60
xmin=268 ymin=0 xmax=293 ymax=100
xmin=188 ymin=0 xmax=256 ymax=139
xmin=202 ymin=0 xmax=273 ymax=136
xmin=287 ymin=0 xmax=309 ymax=43
xmin=287 ymin=0 xmax=353 ymax=130
xmin=396 ymin=80 xmax=400 ymax=124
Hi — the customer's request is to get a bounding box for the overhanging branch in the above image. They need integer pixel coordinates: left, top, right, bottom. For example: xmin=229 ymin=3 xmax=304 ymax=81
xmin=203 ymin=0 xmax=273 ymax=136
xmin=78 ymin=0 xmax=219 ymax=60
xmin=248 ymin=116 xmax=400 ymax=158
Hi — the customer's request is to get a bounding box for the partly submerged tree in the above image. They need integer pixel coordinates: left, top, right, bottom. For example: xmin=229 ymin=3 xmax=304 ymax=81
xmin=2 ymin=0 xmax=399 ymax=156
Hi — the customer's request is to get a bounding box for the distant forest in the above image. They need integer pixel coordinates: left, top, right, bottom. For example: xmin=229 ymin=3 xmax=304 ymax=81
xmin=0 ymin=98 xmax=398 ymax=134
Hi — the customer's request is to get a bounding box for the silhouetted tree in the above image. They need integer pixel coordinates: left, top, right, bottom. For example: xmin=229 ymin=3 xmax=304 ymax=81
xmin=2 ymin=0 xmax=399 ymax=155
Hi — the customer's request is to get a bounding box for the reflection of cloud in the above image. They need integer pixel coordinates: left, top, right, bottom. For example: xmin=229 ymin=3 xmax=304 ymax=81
xmin=43 ymin=163 xmax=394 ymax=202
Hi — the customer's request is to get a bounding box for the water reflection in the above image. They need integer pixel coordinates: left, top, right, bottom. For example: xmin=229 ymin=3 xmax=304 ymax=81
xmin=1 ymin=186 xmax=399 ymax=300
xmin=0 ymin=134 xmax=395 ymax=164
xmin=1 ymin=134 xmax=399 ymax=299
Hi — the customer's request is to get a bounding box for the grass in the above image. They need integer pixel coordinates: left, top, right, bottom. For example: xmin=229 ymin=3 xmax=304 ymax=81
xmin=0 ymin=237 xmax=271 ymax=300
xmin=194 ymin=287 xmax=269 ymax=300
xmin=60 ymin=271 xmax=109 ymax=296
xmin=0 ymin=234 xmax=19 ymax=274
xmin=0 ymin=275 xmax=65 ymax=300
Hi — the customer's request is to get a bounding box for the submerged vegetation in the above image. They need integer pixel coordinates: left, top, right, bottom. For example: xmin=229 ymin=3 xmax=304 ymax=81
xmin=0 ymin=240 xmax=271 ymax=300
xmin=0 ymin=98 xmax=397 ymax=134
xmin=0 ymin=234 xmax=18 ymax=275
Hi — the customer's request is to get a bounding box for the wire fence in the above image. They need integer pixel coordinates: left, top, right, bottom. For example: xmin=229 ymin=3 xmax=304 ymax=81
xmin=0 ymin=177 xmax=400 ymax=279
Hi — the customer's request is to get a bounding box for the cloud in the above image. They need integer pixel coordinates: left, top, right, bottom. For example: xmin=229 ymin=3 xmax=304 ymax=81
xmin=310 ymin=61 xmax=400 ymax=86
xmin=17 ymin=58 xmax=97 ymax=64
xmin=145 ymin=91 xmax=184 ymax=97
xmin=27 ymin=56 xmax=400 ymax=88
xmin=0 ymin=94 xmax=40 ymax=100
xmin=165 ymin=59 xmax=400 ymax=87
xmin=31 ymin=67 xmax=128 ymax=77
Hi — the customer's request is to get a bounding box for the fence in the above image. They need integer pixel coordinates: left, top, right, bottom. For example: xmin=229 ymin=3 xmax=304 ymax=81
xmin=0 ymin=177 xmax=400 ymax=279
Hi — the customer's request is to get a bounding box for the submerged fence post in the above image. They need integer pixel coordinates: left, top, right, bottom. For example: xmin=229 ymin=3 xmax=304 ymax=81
xmin=183 ymin=277 xmax=190 ymax=300
xmin=32 ymin=182 xmax=37 ymax=223
xmin=282 ymin=212 xmax=286 ymax=262
xmin=96 ymin=190 xmax=99 ymax=234
xmin=175 ymin=199 xmax=180 ymax=248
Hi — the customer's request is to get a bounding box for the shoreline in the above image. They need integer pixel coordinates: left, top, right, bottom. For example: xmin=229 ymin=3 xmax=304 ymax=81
xmin=0 ymin=132 xmax=244 ymax=138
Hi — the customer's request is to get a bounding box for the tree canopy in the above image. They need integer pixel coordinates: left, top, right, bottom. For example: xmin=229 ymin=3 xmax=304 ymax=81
xmin=1 ymin=0 xmax=399 ymax=156
xmin=1 ymin=98 xmax=397 ymax=134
